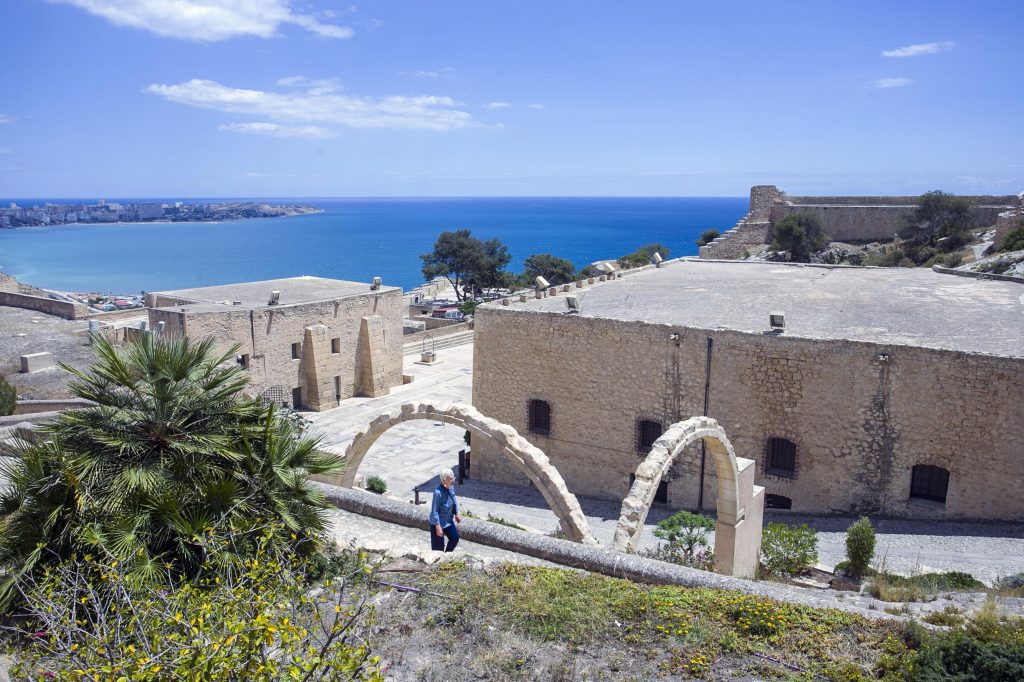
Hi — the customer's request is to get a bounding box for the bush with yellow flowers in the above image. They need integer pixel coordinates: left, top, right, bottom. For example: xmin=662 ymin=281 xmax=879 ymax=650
xmin=10 ymin=529 xmax=382 ymax=681
xmin=727 ymin=595 xmax=787 ymax=637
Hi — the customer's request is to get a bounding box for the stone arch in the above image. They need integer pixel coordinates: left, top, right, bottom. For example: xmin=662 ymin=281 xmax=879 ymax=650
xmin=612 ymin=416 xmax=764 ymax=577
xmin=329 ymin=402 xmax=598 ymax=545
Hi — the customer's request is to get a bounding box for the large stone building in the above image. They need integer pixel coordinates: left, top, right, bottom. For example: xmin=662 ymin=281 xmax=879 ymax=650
xmin=471 ymin=261 xmax=1024 ymax=520
xmin=147 ymin=276 xmax=403 ymax=410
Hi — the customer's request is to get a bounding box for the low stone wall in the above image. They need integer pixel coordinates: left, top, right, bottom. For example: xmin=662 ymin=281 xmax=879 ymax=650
xmin=13 ymin=398 xmax=93 ymax=415
xmin=931 ymin=265 xmax=1024 ymax=285
xmin=82 ymin=308 xmax=148 ymax=322
xmin=0 ymin=292 xmax=87 ymax=319
xmin=403 ymin=321 xmax=471 ymax=346
xmin=315 ymin=483 xmax=899 ymax=619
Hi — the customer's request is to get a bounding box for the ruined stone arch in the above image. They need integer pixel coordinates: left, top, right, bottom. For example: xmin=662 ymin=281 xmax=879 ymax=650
xmin=329 ymin=402 xmax=598 ymax=545
xmin=612 ymin=416 xmax=764 ymax=577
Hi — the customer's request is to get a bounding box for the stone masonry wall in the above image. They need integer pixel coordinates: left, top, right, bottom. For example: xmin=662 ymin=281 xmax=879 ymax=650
xmin=152 ymin=289 xmax=403 ymax=408
xmin=698 ymin=185 xmax=781 ymax=259
xmin=471 ymin=306 xmax=1024 ymax=520
xmin=769 ymin=203 xmax=1008 ymax=243
xmin=701 ymin=185 xmax=1019 ymax=258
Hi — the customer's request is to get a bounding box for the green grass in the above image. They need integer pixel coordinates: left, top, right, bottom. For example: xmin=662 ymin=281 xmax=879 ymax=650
xmin=867 ymin=571 xmax=984 ymax=602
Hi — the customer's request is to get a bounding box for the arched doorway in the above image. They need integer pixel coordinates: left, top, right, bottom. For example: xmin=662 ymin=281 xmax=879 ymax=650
xmin=321 ymin=402 xmax=598 ymax=545
xmin=612 ymin=416 xmax=764 ymax=577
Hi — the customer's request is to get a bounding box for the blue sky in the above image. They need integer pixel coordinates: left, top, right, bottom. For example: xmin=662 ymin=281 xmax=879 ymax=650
xmin=0 ymin=0 xmax=1021 ymax=198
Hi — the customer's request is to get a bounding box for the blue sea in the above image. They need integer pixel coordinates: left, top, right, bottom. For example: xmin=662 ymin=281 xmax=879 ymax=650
xmin=0 ymin=197 xmax=745 ymax=294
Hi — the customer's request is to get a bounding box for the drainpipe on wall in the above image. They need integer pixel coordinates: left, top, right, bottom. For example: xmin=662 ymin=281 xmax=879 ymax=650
xmin=698 ymin=336 xmax=713 ymax=510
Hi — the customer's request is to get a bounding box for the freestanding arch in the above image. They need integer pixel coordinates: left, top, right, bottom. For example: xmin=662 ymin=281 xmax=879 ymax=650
xmin=322 ymin=402 xmax=598 ymax=545
xmin=612 ymin=416 xmax=765 ymax=577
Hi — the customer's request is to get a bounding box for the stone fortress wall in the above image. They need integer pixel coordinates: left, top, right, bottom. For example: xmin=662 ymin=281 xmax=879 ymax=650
xmin=471 ymin=306 xmax=1024 ymax=521
xmin=700 ymin=185 xmax=1019 ymax=259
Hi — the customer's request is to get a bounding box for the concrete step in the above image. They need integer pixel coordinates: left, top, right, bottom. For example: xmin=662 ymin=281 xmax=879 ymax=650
xmin=403 ymin=330 xmax=475 ymax=355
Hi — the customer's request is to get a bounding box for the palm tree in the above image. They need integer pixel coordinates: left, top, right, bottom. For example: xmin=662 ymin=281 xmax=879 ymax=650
xmin=0 ymin=334 xmax=343 ymax=606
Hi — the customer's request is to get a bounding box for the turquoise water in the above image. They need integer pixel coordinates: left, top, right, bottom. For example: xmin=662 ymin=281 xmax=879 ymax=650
xmin=0 ymin=197 xmax=745 ymax=293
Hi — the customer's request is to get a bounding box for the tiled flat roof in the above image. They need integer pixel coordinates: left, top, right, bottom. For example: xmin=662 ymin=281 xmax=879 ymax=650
xmin=154 ymin=276 xmax=398 ymax=310
xmin=493 ymin=260 xmax=1024 ymax=358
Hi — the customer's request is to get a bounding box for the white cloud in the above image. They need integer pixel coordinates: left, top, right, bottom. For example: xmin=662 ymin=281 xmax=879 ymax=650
xmin=881 ymin=41 xmax=954 ymax=58
xmin=870 ymin=77 xmax=912 ymax=89
xmin=0 ymin=114 xmax=12 ymax=124
xmin=51 ymin=0 xmax=353 ymax=41
xmin=527 ymin=103 xmax=545 ymax=110
xmin=219 ymin=122 xmax=335 ymax=138
xmin=483 ymin=101 xmax=511 ymax=110
xmin=275 ymin=76 xmax=343 ymax=95
xmin=147 ymin=78 xmax=481 ymax=131
xmin=0 ymin=148 xmax=12 ymax=155
xmin=401 ymin=67 xmax=456 ymax=79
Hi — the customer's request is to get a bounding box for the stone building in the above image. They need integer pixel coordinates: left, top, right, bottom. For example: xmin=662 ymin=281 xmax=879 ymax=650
xmin=471 ymin=261 xmax=1024 ymax=520
xmin=147 ymin=276 xmax=402 ymax=411
xmin=700 ymin=185 xmax=1020 ymax=260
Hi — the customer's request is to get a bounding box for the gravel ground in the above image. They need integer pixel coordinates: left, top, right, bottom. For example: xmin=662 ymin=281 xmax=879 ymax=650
xmin=0 ymin=306 xmax=93 ymax=399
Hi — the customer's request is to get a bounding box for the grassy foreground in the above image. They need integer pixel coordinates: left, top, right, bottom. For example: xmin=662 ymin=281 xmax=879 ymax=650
xmin=369 ymin=560 xmax=1024 ymax=681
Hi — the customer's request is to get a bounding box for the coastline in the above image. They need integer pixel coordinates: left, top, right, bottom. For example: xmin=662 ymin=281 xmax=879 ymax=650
xmin=0 ymin=207 xmax=324 ymax=231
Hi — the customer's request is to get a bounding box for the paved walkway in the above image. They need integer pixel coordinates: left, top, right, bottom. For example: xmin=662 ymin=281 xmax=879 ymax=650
xmin=307 ymin=336 xmax=1024 ymax=586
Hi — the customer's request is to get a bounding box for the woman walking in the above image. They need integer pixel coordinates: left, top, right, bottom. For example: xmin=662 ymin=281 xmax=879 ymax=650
xmin=429 ymin=468 xmax=462 ymax=552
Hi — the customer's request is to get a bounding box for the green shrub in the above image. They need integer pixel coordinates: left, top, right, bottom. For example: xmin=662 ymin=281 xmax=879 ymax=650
xmin=0 ymin=375 xmax=14 ymax=416
xmin=915 ymin=632 xmax=1024 ymax=681
xmin=365 ymin=475 xmax=388 ymax=494
xmin=1000 ymin=223 xmax=1024 ymax=252
xmin=845 ymin=516 xmax=876 ymax=579
xmin=696 ymin=229 xmax=720 ymax=247
xmin=760 ymin=522 xmax=818 ymax=576
xmin=0 ymin=334 xmax=343 ymax=610
xmin=12 ymin=535 xmax=383 ymax=681
xmin=770 ymin=213 xmax=830 ymax=262
xmin=923 ymin=605 xmax=965 ymax=628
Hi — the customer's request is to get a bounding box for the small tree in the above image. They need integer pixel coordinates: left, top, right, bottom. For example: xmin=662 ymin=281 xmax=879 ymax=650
xmin=696 ymin=229 xmax=720 ymax=247
xmin=640 ymin=510 xmax=715 ymax=570
xmin=770 ymin=213 xmax=829 ymax=262
xmin=845 ymin=516 xmax=876 ymax=579
xmin=0 ymin=375 xmax=15 ymax=416
xmin=519 ymin=253 xmax=577 ymax=287
xmin=421 ymin=229 xmax=512 ymax=301
xmin=898 ymin=190 xmax=974 ymax=256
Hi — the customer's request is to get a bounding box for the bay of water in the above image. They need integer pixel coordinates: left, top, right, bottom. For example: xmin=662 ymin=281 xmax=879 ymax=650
xmin=0 ymin=197 xmax=745 ymax=294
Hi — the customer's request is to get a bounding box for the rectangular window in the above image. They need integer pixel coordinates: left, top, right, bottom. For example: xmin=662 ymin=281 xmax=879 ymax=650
xmin=237 ymin=353 xmax=250 ymax=369
xmin=527 ymin=399 xmax=551 ymax=436
xmin=636 ymin=419 xmax=663 ymax=454
xmin=765 ymin=438 xmax=797 ymax=478
xmin=910 ymin=465 xmax=949 ymax=503
xmin=334 ymin=376 xmax=341 ymax=402
xmin=331 ymin=338 xmax=341 ymax=354
xmin=291 ymin=342 xmax=301 ymax=360
xmin=291 ymin=387 xmax=302 ymax=410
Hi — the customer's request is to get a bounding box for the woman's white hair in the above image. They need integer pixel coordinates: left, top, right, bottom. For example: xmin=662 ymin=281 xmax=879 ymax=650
xmin=439 ymin=468 xmax=455 ymax=483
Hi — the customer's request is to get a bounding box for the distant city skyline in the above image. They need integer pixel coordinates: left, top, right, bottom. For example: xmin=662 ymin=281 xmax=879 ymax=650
xmin=1 ymin=1 xmax=1022 ymax=197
